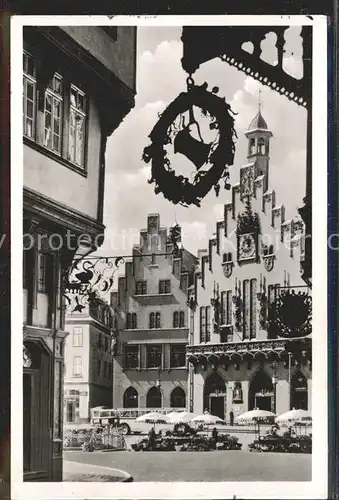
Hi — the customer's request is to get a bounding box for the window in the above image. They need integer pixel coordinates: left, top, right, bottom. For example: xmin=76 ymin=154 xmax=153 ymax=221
xmin=73 ymin=356 xmax=82 ymax=377
xmin=44 ymin=74 xmax=63 ymax=154
xmin=37 ymin=253 xmax=53 ymax=293
xmin=104 ymin=336 xmax=109 ymax=352
xmin=159 ymin=279 xmax=171 ymax=294
xmin=243 ymin=279 xmax=257 ymax=339
xmin=126 ymin=313 xmax=137 ymax=329
xmin=174 ymin=310 xmax=185 ymax=328
xmin=179 ymin=311 xmax=185 ymax=327
xmin=97 ymin=359 xmax=102 ymax=376
xmin=249 ymin=137 xmax=255 ymax=155
xmin=199 ymin=306 xmax=211 ymax=343
xmin=73 ymin=327 xmax=83 ymax=347
xmin=222 ymin=252 xmax=232 ymax=263
xmin=103 ymin=361 xmax=108 ymax=378
xmin=258 ymin=138 xmax=265 ymax=154
xmin=146 ymin=386 xmax=162 ymax=408
xmin=250 ymin=279 xmax=257 ymax=339
xmin=124 ymin=345 xmax=139 ymax=369
xmin=135 ymin=280 xmax=147 ymax=295
xmin=146 ymin=345 xmax=162 ymax=369
xmin=23 ymin=52 xmax=36 ymax=139
xmin=22 ymin=53 xmax=88 ymax=172
xmin=123 ymin=387 xmax=138 ymax=408
xmin=170 ymin=387 xmax=186 ymax=408
xmin=170 ymin=344 xmax=186 ymax=368
xmin=68 ymin=85 xmax=87 ymax=167
xmin=220 ymin=291 xmax=232 ymax=325
xmin=149 ymin=312 xmax=161 ymax=329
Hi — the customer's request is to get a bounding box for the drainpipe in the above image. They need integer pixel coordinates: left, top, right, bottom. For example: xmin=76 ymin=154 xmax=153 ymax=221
xmin=188 ymin=305 xmax=194 ymax=412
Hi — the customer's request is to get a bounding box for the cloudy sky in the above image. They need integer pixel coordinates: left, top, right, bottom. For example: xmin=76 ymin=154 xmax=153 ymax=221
xmin=101 ymin=26 xmax=306 ymax=258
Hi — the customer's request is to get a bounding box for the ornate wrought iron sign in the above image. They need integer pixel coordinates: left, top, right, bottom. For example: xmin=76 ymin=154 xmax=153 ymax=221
xmin=142 ymin=79 xmax=237 ymax=207
xmin=63 ymin=256 xmax=126 ymax=312
xmin=268 ymin=287 xmax=312 ymax=338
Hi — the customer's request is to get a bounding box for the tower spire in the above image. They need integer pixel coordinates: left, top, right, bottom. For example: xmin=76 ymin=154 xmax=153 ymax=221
xmin=258 ymin=88 xmax=262 ymax=113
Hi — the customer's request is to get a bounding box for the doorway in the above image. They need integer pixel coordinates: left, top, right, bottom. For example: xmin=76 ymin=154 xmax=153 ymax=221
xmin=249 ymin=370 xmax=274 ymax=411
xmin=203 ymin=372 xmax=226 ymax=418
xmin=255 ymin=396 xmax=272 ymax=412
xmin=210 ymin=396 xmax=225 ymax=420
xmin=291 ymin=371 xmax=308 ymax=410
xmin=66 ymin=401 xmax=76 ymax=423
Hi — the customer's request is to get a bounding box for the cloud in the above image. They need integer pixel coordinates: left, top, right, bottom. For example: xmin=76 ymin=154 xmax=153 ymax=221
xmin=103 ymin=31 xmax=307 ymax=258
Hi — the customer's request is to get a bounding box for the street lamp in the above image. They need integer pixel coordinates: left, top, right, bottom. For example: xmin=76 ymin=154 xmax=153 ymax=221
xmin=271 ymin=360 xmax=278 ymax=414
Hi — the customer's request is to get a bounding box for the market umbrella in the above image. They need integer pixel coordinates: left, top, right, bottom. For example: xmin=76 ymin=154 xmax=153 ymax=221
xmin=192 ymin=412 xmax=225 ymax=425
xmin=276 ymin=409 xmax=312 ymax=436
xmin=171 ymin=411 xmax=197 ymax=423
xmin=236 ymin=409 xmax=276 ymax=437
xmin=167 ymin=411 xmax=182 ymax=421
xmin=135 ymin=412 xmax=169 ymax=424
xmin=275 ymin=409 xmax=312 ymax=424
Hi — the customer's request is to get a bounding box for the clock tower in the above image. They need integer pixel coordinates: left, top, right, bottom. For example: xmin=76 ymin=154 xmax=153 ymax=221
xmin=244 ymin=100 xmax=273 ymax=193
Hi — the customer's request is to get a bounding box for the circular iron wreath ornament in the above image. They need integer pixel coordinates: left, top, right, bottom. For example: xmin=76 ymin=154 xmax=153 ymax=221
xmin=142 ymin=83 xmax=237 ymax=207
xmin=268 ymin=290 xmax=312 ymax=339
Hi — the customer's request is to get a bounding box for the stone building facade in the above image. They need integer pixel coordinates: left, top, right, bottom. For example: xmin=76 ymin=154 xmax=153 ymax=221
xmin=186 ymin=109 xmax=312 ymax=422
xmin=64 ymin=299 xmax=114 ymax=425
xmin=111 ymin=214 xmax=197 ymax=411
xmin=22 ymin=26 xmax=136 ymax=481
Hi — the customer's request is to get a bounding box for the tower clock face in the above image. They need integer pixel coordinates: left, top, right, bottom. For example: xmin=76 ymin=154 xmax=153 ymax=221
xmin=238 ymin=233 xmax=257 ymax=261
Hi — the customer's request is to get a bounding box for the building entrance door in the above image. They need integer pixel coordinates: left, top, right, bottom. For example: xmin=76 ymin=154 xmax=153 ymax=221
xmin=210 ymin=396 xmax=225 ymax=420
xmin=203 ymin=372 xmax=227 ymax=417
xmin=255 ymin=396 xmax=272 ymax=412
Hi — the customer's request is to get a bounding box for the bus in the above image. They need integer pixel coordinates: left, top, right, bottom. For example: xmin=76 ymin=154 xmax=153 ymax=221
xmin=90 ymin=406 xmax=184 ymax=435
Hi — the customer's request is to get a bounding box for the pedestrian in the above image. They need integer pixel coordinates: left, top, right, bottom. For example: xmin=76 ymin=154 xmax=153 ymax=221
xmin=148 ymin=426 xmax=156 ymax=451
xmin=229 ymin=410 xmax=234 ymax=426
xmin=212 ymin=426 xmax=218 ymax=449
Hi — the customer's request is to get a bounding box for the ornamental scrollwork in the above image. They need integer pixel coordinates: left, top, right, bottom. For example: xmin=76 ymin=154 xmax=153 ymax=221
xmin=267 ymin=287 xmax=312 ymax=339
xmin=63 ymin=256 xmax=125 ymax=312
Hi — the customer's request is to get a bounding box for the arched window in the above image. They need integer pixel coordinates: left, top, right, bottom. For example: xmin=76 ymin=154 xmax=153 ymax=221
xmin=249 ymin=138 xmax=255 ymax=155
xmin=146 ymin=386 xmax=162 ymax=408
xmin=173 ymin=311 xmax=179 ymax=328
xmin=268 ymin=245 xmax=274 ymax=255
xmin=123 ymin=387 xmax=138 ymax=408
xmin=223 ymin=252 xmax=232 ymax=263
xmin=258 ymin=138 xmax=265 ymax=154
xmin=170 ymin=387 xmax=186 ymax=408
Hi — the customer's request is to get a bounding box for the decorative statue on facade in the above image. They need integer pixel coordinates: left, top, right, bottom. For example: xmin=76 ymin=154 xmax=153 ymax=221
xmin=232 ymin=382 xmax=243 ymax=404
xmin=232 ymin=279 xmax=243 ymax=332
xmin=257 ymin=275 xmax=268 ymax=329
xmin=142 ymin=77 xmax=237 ymax=207
xmin=211 ymin=281 xmax=220 ymax=334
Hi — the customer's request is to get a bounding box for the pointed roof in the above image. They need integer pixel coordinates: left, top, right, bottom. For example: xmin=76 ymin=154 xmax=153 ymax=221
xmin=248 ymin=110 xmax=268 ymax=131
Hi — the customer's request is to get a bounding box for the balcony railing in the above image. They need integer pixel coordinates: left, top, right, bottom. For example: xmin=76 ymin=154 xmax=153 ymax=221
xmin=186 ymin=337 xmax=311 ymax=361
